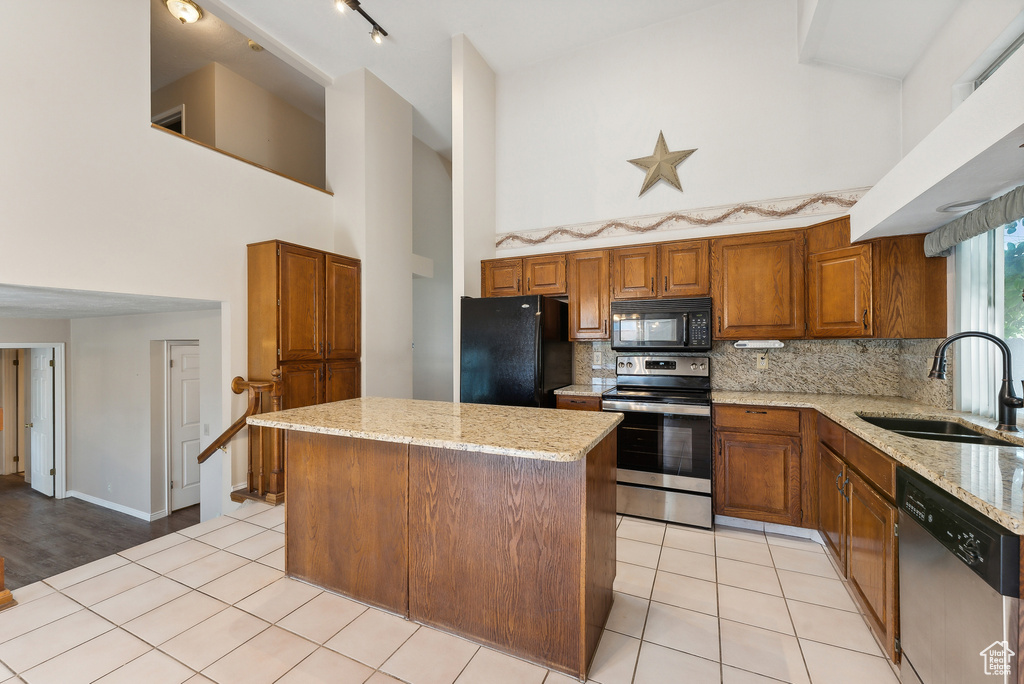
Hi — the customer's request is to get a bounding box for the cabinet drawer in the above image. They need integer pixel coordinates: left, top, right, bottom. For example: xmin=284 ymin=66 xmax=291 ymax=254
xmin=817 ymin=415 xmax=846 ymax=455
xmin=714 ymin=405 xmax=801 ymax=434
xmin=844 ymin=433 xmax=896 ymax=501
xmin=556 ymin=395 xmax=603 ymax=412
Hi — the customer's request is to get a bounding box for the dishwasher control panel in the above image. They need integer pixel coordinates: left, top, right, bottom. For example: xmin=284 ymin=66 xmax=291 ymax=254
xmin=898 ymin=467 xmax=1020 ymax=597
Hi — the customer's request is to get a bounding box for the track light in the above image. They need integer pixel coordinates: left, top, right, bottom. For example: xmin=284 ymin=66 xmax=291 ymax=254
xmin=333 ymin=0 xmax=388 ymax=44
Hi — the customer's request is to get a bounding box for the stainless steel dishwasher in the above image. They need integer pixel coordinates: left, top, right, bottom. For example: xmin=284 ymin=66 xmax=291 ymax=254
xmin=898 ymin=467 xmax=1020 ymax=684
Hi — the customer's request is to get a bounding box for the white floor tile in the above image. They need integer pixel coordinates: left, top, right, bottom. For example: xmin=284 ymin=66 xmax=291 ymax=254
xmin=324 ymin=608 xmax=419 ymax=669
xmin=787 ymin=601 xmax=883 ymax=656
xmin=196 ymin=562 xmax=283 ymax=605
xmin=159 ymin=606 xmax=268 ymax=671
xmin=177 ymin=515 xmax=238 ymax=538
xmin=118 ymin=533 xmax=190 ymax=562
xmin=612 ymin=562 xmax=655 ymax=599
xmin=799 ymin=639 xmax=899 ymax=684
xmin=201 ymin=625 xmax=317 ymax=684
xmin=633 ymin=641 xmax=720 ymax=684
xmin=44 ymin=555 xmax=129 ymax=590
xmin=718 ymin=585 xmax=794 ymax=635
xmin=61 ymin=563 xmax=158 ymax=607
xmin=244 ymin=506 xmax=286 ymax=529
xmin=19 ymin=628 xmax=149 ymax=684
xmin=720 ymin=620 xmax=810 ymax=684
xmin=276 ymin=592 xmax=368 ymax=644
xmin=662 ymin=526 xmax=716 ymax=556
xmin=658 ymin=546 xmax=717 ymax=582
xmin=585 ymin=630 xmax=639 ymax=684
xmin=123 ymin=591 xmax=228 ymax=646
xmin=616 ymin=517 xmax=666 ymax=545
xmin=165 ymin=550 xmax=250 ymax=589
xmin=616 ymin=538 xmax=661 ymax=569
xmin=256 ymin=547 xmax=285 ymax=571
xmin=776 ymin=569 xmax=858 ymax=612
xmin=453 ymin=647 xmax=547 ymax=684
xmin=603 ymin=592 xmax=649 ymax=638
xmin=8 ymin=582 xmax=53 ymax=606
xmin=381 ymin=625 xmax=479 ymax=684
xmin=715 ymin=537 xmax=774 ymax=567
xmin=650 ymin=571 xmax=718 ymax=616
xmin=90 ymin=577 xmax=192 ymax=625
xmin=275 ymin=647 xmax=374 ymax=684
xmin=225 ymin=502 xmax=273 ymax=521
xmin=93 ymin=649 xmax=196 ymax=684
xmin=235 ymin=577 xmax=322 ymax=624
xmin=224 ymin=530 xmax=285 ymax=561
xmin=716 ymin=558 xmax=782 ymax=596
xmin=0 ymin=593 xmax=81 ymax=645
xmin=643 ymin=601 xmax=719 ymax=661
xmin=135 ymin=540 xmax=218 ymax=576
xmin=194 ymin=520 xmax=264 ymax=550
xmin=769 ymin=546 xmax=839 ymax=579
xmin=0 ymin=609 xmax=114 ymax=673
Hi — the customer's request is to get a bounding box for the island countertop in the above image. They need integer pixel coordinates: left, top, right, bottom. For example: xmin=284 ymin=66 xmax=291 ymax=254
xmin=715 ymin=391 xmax=1024 ymax=532
xmin=248 ymin=396 xmax=622 ymax=462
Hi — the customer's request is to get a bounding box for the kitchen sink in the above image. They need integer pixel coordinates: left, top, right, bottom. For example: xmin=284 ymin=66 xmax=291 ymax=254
xmin=857 ymin=415 xmax=1019 ymax=447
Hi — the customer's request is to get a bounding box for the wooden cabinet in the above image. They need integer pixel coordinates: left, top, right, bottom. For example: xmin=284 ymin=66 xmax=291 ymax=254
xmin=816 ymin=442 xmax=847 ymax=567
xmin=567 ymin=250 xmax=611 ymax=340
xmin=869 ymin=234 xmax=947 ymax=339
xmin=482 ymin=255 xmax=567 ymax=297
xmin=713 ymin=405 xmax=803 ymax=526
xmin=659 ymin=239 xmax=709 ymax=297
xmin=326 ymin=361 xmax=361 ymax=403
xmin=611 ymin=246 xmax=657 ymax=299
xmin=248 ymin=240 xmax=362 ymax=400
xmin=481 ymin=258 xmax=523 ymax=297
xmin=815 ymin=414 xmax=898 ymax=662
xmin=524 ymin=255 xmax=567 ymax=295
xmin=807 ymin=244 xmax=873 ymax=338
xmin=711 ymin=230 xmax=806 ymax=339
xmin=556 ymin=395 xmax=602 ymax=411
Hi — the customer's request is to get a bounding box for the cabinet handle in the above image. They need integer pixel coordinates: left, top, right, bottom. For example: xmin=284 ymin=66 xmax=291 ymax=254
xmin=862 ymin=309 xmax=868 ymax=329
xmin=651 ymin=277 xmax=655 ymax=291
xmin=718 ymin=316 xmax=722 ymax=333
xmin=517 ymin=278 xmax=520 ymax=291
xmin=842 ymin=477 xmax=850 ymax=501
xmin=664 ymin=275 xmax=668 ymax=291
xmin=527 ymin=277 xmax=531 ymax=292
xmin=603 ymin=319 xmax=608 ymax=333
xmin=745 ymin=410 xmax=768 ymax=414
xmin=327 ymin=342 xmax=332 ymax=354
xmin=835 ymin=473 xmax=842 ymax=491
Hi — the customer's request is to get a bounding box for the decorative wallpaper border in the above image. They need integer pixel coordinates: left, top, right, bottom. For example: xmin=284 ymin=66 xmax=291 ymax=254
xmin=495 ymin=187 xmax=870 ymax=250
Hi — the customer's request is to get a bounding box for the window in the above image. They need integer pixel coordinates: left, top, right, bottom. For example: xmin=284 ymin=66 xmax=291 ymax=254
xmin=954 ymin=217 xmax=1024 ymax=418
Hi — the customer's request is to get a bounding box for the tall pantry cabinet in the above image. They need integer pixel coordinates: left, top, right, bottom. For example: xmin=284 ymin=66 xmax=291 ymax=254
xmin=248 ymin=240 xmax=362 ymax=408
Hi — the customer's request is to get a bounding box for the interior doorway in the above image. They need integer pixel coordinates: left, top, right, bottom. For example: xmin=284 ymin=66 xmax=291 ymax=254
xmin=0 ymin=344 xmax=66 ymax=498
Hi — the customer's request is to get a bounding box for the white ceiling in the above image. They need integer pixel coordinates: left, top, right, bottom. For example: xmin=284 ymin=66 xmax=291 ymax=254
xmin=0 ymin=284 xmax=220 ymax=319
xmin=800 ymin=0 xmax=962 ymax=79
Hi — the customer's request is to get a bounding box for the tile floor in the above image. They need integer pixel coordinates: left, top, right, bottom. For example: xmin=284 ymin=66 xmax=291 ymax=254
xmin=0 ymin=504 xmax=898 ymax=684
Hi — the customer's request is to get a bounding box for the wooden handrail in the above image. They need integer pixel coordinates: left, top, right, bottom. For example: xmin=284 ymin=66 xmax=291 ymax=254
xmin=197 ymin=375 xmax=280 ymax=464
xmin=0 ymin=557 xmax=15 ymax=611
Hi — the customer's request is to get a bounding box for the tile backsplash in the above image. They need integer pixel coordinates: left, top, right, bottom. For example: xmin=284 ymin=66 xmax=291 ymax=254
xmin=575 ymin=338 xmax=954 ymax=410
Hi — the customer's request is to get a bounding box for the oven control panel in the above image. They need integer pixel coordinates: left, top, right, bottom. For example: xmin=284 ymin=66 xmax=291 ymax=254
xmin=689 ymin=312 xmax=710 ymax=347
xmin=616 ymin=356 xmax=709 ymax=377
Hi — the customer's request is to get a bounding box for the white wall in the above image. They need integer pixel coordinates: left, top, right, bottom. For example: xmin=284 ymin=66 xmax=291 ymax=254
xmin=494 ymin=0 xmax=902 ymax=237
xmin=0 ymin=1 xmax=335 ymax=516
xmin=151 ymin=63 xmax=217 ymax=146
xmin=326 ymin=69 xmax=414 ymax=399
xmin=900 ymin=0 xmax=1024 ymax=155
xmin=69 ymin=310 xmax=220 ymax=519
xmin=412 ymin=138 xmax=454 ymax=401
xmin=452 ymin=35 xmax=497 ymax=399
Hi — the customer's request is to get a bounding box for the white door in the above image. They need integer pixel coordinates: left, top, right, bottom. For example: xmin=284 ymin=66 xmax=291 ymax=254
xmin=169 ymin=344 xmax=201 ymax=510
xmin=29 ymin=348 xmax=54 ymax=497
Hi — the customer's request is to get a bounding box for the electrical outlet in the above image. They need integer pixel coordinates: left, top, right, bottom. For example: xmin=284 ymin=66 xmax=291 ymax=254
xmin=757 ymin=354 xmax=769 ymax=370
xmin=593 ymin=351 xmax=602 ymax=367
xmin=204 ymin=423 xmax=210 ymax=436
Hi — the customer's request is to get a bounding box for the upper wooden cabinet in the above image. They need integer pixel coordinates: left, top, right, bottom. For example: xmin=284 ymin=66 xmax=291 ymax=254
xmin=808 ymin=244 xmax=873 ymax=338
xmin=524 ymin=254 xmax=567 ymax=295
xmin=659 ymin=240 xmax=710 ymax=297
xmin=248 ymin=240 xmax=362 ymax=399
xmin=482 ymin=255 xmax=567 ymax=297
xmin=711 ymin=230 xmax=806 ymax=339
xmin=870 ymin=234 xmax=947 ymax=339
xmin=567 ymin=250 xmax=611 ymax=340
xmin=481 ymin=258 xmax=523 ymax=297
xmin=611 ymin=246 xmax=657 ymax=299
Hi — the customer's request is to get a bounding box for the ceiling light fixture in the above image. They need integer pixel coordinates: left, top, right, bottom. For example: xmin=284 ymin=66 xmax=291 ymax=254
xmin=333 ymin=0 xmax=388 ymax=44
xmin=165 ymin=0 xmax=203 ymax=24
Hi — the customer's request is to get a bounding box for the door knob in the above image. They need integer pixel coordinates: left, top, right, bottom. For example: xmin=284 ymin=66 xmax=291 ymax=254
xmin=25 ymin=422 xmax=33 ymax=428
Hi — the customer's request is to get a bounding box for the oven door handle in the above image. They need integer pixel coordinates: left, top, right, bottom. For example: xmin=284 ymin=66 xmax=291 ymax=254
xmin=602 ymin=400 xmax=711 ymax=417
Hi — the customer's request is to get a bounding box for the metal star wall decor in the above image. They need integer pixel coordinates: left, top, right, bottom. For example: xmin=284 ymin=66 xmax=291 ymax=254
xmin=628 ymin=131 xmax=697 ymax=197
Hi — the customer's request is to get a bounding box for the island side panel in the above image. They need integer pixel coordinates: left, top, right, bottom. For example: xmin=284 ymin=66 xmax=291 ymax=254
xmin=285 ymin=431 xmax=409 ymax=615
xmin=583 ymin=431 xmax=616 ymax=673
xmin=408 ymin=445 xmax=586 ymax=677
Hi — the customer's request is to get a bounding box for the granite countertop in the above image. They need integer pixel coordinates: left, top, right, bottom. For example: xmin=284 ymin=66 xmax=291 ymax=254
xmin=248 ymin=396 xmax=622 ymax=463
xmin=714 ymin=391 xmax=1024 ymax=532
xmin=554 ymin=380 xmax=616 ymax=397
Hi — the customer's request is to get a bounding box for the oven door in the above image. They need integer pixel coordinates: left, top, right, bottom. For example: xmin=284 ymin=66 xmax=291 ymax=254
xmin=610 ymin=408 xmax=712 ymax=494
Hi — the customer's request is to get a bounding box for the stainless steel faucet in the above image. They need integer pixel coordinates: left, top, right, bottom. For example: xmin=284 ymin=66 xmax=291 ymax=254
xmin=929 ymin=331 xmax=1024 ymax=432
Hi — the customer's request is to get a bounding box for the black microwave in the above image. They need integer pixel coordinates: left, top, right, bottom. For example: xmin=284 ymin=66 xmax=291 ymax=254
xmin=610 ymin=297 xmax=712 ymax=352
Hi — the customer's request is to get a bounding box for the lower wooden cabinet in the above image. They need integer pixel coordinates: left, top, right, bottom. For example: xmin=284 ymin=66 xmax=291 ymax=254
xmin=326 ymin=361 xmax=361 ymax=403
xmin=846 ymin=469 xmax=897 ymax=662
xmin=715 ymin=431 xmax=802 ymax=525
xmin=555 ymin=395 xmax=602 ymax=411
xmin=281 ymin=361 xmax=361 ymax=408
xmin=816 ymin=442 xmax=847 ymax=568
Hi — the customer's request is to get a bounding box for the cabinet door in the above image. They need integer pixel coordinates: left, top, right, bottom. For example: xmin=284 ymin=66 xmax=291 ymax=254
xmin=555 ymin=395 xmax=602 ymax=411
xmin=846 ymin=470 xmax=898 ymax=662
xmin=611 ymin=246 xmax=657 ymax=300
xmin=481 ymin=259 xmax=523 ymax=297
xmin=711 ymin=231 xmax=805 ymax=339
xmin=325 ymin=254 xmax=361 ymax=359
xmin=658 ymin=240 xmax=709 ymax=297
xmin=816 ymin=443 xmax=847 ymax=572
xmin=714 ymin=431 xmax=801 ymax=525
xmin=807 ymin=245 xmax=873 ymax=338
xmin=871 ymin=234 xmax=947 ymax=339
xmin=326 ymin=361 xmax=360 ymax=402
xmin=523 ymin=255 xmax=567 ymax=295
xmin=279 ymin=244 xmax=325 ymax=361
xmin=280 ymin=363 xmax=323 ymax=409
xmin=568 ymin=250 xmax=611 ymax=340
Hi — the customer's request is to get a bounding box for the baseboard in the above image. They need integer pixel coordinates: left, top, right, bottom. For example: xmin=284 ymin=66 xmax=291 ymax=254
xmin=66 ymin=490 xmax=157 ymax=522
xmin=714 ymin=514 xmax=824 ymax=544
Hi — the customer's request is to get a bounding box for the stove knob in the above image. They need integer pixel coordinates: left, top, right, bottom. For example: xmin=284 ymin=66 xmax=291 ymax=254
xmin=699 ymin=363 xmax=706 ymax=370
xmin=618 ymin=362 xmax=625 ymax=369
xmin=690 ymin=363 xmax=698 ymax=370
xmin=627 ymin=362 xmax=633 ymax=368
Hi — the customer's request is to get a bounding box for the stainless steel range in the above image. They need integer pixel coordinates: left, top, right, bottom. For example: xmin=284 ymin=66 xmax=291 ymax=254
xmin=602 ymin=355 xmax=712 ymax=528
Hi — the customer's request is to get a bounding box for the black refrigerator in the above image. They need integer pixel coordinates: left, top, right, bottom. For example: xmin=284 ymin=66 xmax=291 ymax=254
xmin=460 ymin=295 xmax=573 ymax=408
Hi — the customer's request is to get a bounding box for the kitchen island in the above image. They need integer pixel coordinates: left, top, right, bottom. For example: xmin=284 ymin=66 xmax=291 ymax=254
xmin=248 ymin=397 xmax=621 ymax=680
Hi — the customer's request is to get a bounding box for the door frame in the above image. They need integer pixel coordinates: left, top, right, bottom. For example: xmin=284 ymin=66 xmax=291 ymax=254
xmin=162 ymin=339 xmax=199 ymax=516
xmin=0 ymin=343 xmax=66 ymax=498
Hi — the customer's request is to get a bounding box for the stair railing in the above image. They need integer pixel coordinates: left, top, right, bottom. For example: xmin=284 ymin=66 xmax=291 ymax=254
xmin=198 ymin=370 xmax=284 ymax=504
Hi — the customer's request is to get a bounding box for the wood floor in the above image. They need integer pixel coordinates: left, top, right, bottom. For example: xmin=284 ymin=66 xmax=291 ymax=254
xmin=0 ymin=474 xmax=200 ymax=590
